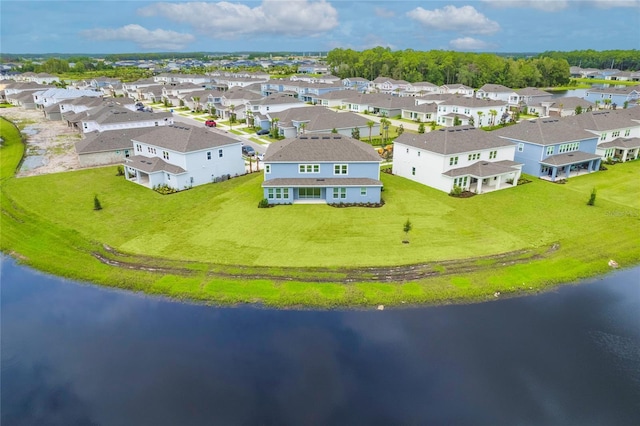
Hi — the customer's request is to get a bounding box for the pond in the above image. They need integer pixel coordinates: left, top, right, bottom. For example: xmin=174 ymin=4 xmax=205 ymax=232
xmin=2 ymin=257 xmax=639 ymax=425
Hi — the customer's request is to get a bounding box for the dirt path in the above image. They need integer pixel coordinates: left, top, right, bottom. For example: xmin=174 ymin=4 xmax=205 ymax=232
xmin=0 ymin=108 xmax=81 ymax=177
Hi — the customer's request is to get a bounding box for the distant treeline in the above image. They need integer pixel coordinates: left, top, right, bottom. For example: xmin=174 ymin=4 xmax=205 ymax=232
xmin=326 ymin=47 xmax=571 ymax=88
xmin=536 ymin=49 xmax=640 ymax=71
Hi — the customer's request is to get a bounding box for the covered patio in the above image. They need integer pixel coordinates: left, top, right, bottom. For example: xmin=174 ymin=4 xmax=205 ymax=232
xmin=539 ymin=151 xmax=601 ymax=182
xmin=599 ymin=137 xmax=640 ymax=162
xmin=443 ymin=160 xmax=523 ymax=194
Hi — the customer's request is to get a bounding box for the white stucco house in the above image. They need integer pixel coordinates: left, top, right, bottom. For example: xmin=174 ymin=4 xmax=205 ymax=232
xmin=393 ymin=126 xmax=522 ymax=194
xmin=125 ymin=125 xmax=245 ymax=191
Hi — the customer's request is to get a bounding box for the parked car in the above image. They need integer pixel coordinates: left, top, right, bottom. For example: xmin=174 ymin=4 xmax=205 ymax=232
xmin=242 ymin=145 xmax=256 ymax=157
xmin=256 ymin=128 xmax=269 ymax=135
xmin=205 ymin=120 xmax=217 ymax=127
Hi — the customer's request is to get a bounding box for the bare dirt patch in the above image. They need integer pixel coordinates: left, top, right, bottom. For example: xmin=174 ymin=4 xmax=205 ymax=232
xmin=1 ymin=108 xmax=81 ymax=177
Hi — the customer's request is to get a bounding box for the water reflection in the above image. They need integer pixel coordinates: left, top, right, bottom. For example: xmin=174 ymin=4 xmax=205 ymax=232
xmin=2 ymin=257 xmax=639 ymax=425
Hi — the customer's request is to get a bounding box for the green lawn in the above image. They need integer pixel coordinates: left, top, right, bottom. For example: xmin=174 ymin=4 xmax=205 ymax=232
xmin=1 ymin=115 xmax=639 ymax=307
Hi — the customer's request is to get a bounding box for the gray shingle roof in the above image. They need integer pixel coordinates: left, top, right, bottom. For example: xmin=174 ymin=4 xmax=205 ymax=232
xmin=442 ymin=160 xmax=522 ymax=178
xmin=478 ymin=84 xmax=515 ymax=93
xmin=132 ymin=125 xmax=241 ymax=153
xmin=262 ymin=177 xmax=382 ymax=187
xmin=80 ymin=105 xmax=173 ymax=125
xmin=540 ymin=151 xmax=601 ymax=166
xmin=599 ymin=137 xmax=640 ymax=149
xmin=566 ymin=108 xmax=640 ymax=131
xmin=75 ymin=128 xmax=153 ymax=154
xmin=394 ymin=126 xmax=513 ymax=155
xmin=264 ymin=133 xmax=381 ymax=163
xmin=125 ymin=155 xmax=186 ymax=174
xmin=493 ymin=118 xmax=597 ymax=145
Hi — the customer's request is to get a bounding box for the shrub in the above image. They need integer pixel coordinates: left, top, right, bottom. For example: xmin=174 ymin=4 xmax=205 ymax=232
xmin=116 ymin=165 xmax=124 ymax=176
xmin=449 ymin=185 xmax=463 ymax=196
xmin=587 ymin=187 xmax=597 ymax=206
xmin=93 ymin=195 xmax=102 ymax=210
xmin=258 ymin=198 xmax=270 ymax=208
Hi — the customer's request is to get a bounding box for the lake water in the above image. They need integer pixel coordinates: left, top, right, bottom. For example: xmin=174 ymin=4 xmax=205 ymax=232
xmin=2 ymin=257 xmax=639 ymax=425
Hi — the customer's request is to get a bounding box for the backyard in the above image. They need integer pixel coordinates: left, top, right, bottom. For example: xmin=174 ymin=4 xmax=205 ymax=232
xmin=1 ymin=116 xmax=639 ymax=306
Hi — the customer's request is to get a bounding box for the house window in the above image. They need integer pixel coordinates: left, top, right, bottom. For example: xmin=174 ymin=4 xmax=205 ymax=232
xmin=163 ymin=151 xmax=169 ymax=160
xmin=449 ymin=156 xmax=459 ymax=166
xmin=612 ymin=131 xmax=620 ymax=138
xmin=406 ymin=148 xmax=409 ymax=154
xmin=265 ymin=164 xmax=271 ymax=174
xmin=334 ymin=164 xmax=348 ymax=175
xmin=489 ymin=150 xmax=497 ymax=159
xmin=417 ymin=151 xmax=421 ymax=157
xmin=218 ymin=149 xmax=223 ymax=158
xmin=125 ymin=150 xmax=130 ymax=158
xmin=412 ymin=167 xmax=416 ymax=175
xmin=299 ymin=187 xmax=321 ymax=198
xmin=624 ymin=129 xmax=631 ymax=137
xmin=605 ymin=148 xmax=615 ymax=158
xmin=299 ymin=164 xmax=320 ymax=173
xmin=267 ymin=188 xmax=274 ymax=199
xmin=360 ymin=187 xmax=367 ymax=196
xmin=468 ymin=153 xmax=480 ymax=161
xmin=207 ymin=151 xmax=212 ymax=160
xmin=155 ymin=122 xmax=159 ymax=126
xmin=518 ymin=143 xmax=524 ymax=152
xmin=453 ymin=176 xmax=468 ymax=188
xmin=600 ymin=133 xmax=607 ymax=141
xmin=166 ymin=173 xmax=171 ymax=180
xmin=546 ymin=146 xmax=554 ymax=156
xmin=558 ymin=142 xmax=579 ymax=153
xmin=136 ymin=144 xmax=142 ymax=152
xmin=333 ymin=187 xmax=347 ymax=199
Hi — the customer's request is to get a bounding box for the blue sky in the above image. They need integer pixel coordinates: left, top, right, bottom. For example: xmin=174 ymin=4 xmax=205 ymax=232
xmin=1 ymin=0 xmax=639 ymax=54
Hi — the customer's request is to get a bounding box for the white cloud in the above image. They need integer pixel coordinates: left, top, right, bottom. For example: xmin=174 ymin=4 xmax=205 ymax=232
xmin=81 ymin=24 xmax=195 ymax=50
xmin=449 ymin=37 xmax=492 ymax=51
xmin=407 ymin=5 xmax=500 ymax=35
xmin=138 ymin=0 xmax=338 ymax=38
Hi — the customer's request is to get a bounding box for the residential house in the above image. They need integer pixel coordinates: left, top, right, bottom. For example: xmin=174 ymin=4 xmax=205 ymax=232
xmin=369 ymin=77 xmax=410 ymax=94
xmin=567 ymin=108 xmax=640 ymax=162
xmin=403 ymin=81 xmax=440 ymax=97
xmin=33 ymin=88 xmax=102 ymax=109
xmin=538 ymin=97 xmax=595 ymax=117
xmin=476 ymin=84 xmax=519 ymax=105
xmin=493 ymin=118 xmax=601 ymax=181
xmin=393 ymin=126 xmax=522 ymax=194
xmin=161 ymin=83 xmax=207 ymax=106
xmin=247 ymin=93 xmax=307 ymax=119
xmin=3 ymin=82 xmax=55 ymax=106
xmin=584 ymin=85 xmax=640 ymax=108
xmin=341 ymin=77 xmax=370 ymax=92
xmin=154 ymin=73 xmax=210 ymax=85
xmin=514 ymin=87 xmax=554 ymax=108
xmin=341 ymin=92 xmax=416 ymax=117
xmin=78 ymin=105 xmax=174 ymax=133
xmin=262 ymin=134 xmax=382 ymax=205
xmin=75 ymin=127 xmax=152 ymax=167
xmin=207 ymin=87 xmax=263 ymax=120
xmin=264 ymin=106 xmax=379 ymax=139
xmin=401 ymin=102 xmax=437 ymax=123
xmin=439 ymin=84 xmax=474 ymax=96
xmin=125 ymin=125 xmax=245 ymax=191
xmin=420 ymin=95 xmax=508 ymax=127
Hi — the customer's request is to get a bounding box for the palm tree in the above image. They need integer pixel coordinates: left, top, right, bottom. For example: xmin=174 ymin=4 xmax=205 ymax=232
xmin=366 ymin=120 xmax=375 ymax=143
xmin=193 ymin=96 xmax=201 ymax=112
xmin=603 ymin=99 xmax=612 ymax=109
xmin=270 ymin=117 xmax=280 ymax=138
xmin=298 ymin=122 xmax=306 ymax=135
xmin=229 ymin=104 xmax=236 ymax=129
xmin=489 ymin=109 xmax=498 ymax=126
xmin=245 ymin=110 xmax=254 ymax=128
xmin=379 ymin=117 xmax=390 ymax=143
xmin=476 ymin=111 xmax=484 ymax=128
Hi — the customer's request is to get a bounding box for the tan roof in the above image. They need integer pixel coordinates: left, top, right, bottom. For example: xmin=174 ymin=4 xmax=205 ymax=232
xmin=264 ymin=133 xmax=381 ymax=163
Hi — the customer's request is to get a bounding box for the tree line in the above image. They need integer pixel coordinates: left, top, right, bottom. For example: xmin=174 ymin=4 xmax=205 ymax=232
xmin=536 ymin=49 xmax=640 ymax=71
xmin=325 ymin=47 xmax=571 ymax=88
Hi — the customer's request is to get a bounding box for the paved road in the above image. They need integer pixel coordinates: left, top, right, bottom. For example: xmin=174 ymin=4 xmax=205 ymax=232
xmin=171 ymin=113 xmax=267 ymax=155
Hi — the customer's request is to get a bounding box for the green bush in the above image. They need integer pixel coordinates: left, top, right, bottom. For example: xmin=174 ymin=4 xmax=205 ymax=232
xmin=258 ymin=198 xmax=270 ymax=208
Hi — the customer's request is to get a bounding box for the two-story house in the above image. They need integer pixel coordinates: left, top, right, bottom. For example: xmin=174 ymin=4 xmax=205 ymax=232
xmin=493 ymin=118 xmax=601 ymax=181
xmin=568 ymin=108 xmax=640 ymax=162
xmin=125 ymin=125 xmax=245 ymax=191
xmin=262 ymin=134 xmax=382 ymax=205
xmin=393 ymin=127 xmax=522 ymax=194
xmin=79 ymin=105 xmax=174 ymax=133
xmin=584 ymin=85 xmax=640 ymax=108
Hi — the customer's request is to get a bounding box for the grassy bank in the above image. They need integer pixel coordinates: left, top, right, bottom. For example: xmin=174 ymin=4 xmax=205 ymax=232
xmin=1 ymin=116 xmax=639 ymax=307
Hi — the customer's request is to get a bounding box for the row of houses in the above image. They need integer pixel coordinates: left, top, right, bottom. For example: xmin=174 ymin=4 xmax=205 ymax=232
xmin=263 ymin=107 xmax=640 ymax=204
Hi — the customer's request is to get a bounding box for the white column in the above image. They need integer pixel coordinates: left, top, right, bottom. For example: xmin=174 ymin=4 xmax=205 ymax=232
xmin=495 ymin=175 xmax=502 ymax=190
xmin=477 ymin=179 xmax=483 ymax=193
